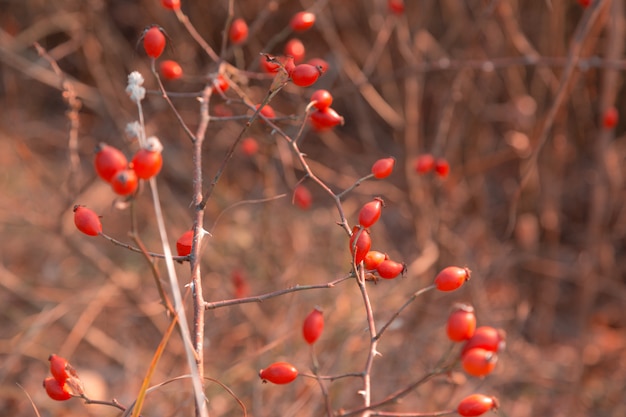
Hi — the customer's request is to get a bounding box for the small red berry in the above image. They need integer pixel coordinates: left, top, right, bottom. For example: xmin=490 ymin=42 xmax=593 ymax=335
xmin=48 ymin=354 xmax=69 ymax=384
xmin=446 ymin=304 xmax=476 ymax=342
xmin=110 ymin=168 xmax=138 ymax=196
xmin=349 ymin=226 xmax=371 ymax=265
xmin=310 ymin=89 xmax=333 ymax=111
xmin=161 ymin=0 xmax=181 ymax=10
xmin=414 ymin=154 xmax=435 ymax=174
xmin=143 ymin=26 xmax=166 ymax=59
xmin=94 ymin=143 xmax=128 ymax=183
xmin=160 ymin=60 xmax=183 ymax=80
xmin=602 ymin=106 xmax=619 ymax=129
xmin=256 ymin=104 xmax=276 ymax=119
xmin=43 ymin=377 xmax=72 ymax=401
xmin=73 ymin=205 xmax=102 ymax=236
xmin=310 ymin=107 xmax=344 ymax=131
xmin=293 ymin=185 xmax=312 ymax=210
xmin=291 ymin=64 xmax=321 ymax=87
xmin=462 ymin=347 xmax=498 ymax=377
xmin=240 ymin=137 xmax=259 ymax=156
xmin=457 ymin=394 xmax=499 ymax=417
xmin=284 ymin=38 xmax=306 ymax=63
xmin=363 ymin=250 xmax=386 ymax=271
xmin=376 ymin=259 xmax=405 ymax=279
xmin=434 ymin=266 xmax=471 ymax=291
xmin=131 ymin=137 xmax=163 ymax=180
xmin=259 ymin=362 xmax=298 ymax=384
xmin=229 ymin=18 xmax=248 ymax=45
xmin=232 ymin=268 xmax=250 ymax=298
xmin=307 ymin=58 xmax=329 ymax=74
xmin=260 ymin=55 xmax=282 ymax=74
xmin=371 ymin=157 xmax=395 ymax=179
xmin=176 ymin=230 xmax=193 ymax=257
xmin=434 ymin=158 xmax=450 ymax=177
xmin=358 ymin=198 xmax=384 ymax=228
xmin=461 ymin=326 xmax=506 ymax=355
xmin=577 ymin=0 xmax=591 ymax=7
xmin=302 ymin=307 xmax=324 ymax=344
xmin=290 ymin=11 xmax=316 ymax=32
xmin=211 ymin=74 xmax=229 ymax=94
xmin=388 ymin=0 xmax=405 ymax=14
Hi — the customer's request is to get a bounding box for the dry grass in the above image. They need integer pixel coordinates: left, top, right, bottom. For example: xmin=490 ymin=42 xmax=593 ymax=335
xmin=1 ymin=1 xmax=626 ymax=416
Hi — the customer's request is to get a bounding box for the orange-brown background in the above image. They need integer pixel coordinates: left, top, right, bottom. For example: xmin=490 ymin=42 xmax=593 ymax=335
xmin=1 ymin=1 xmax=625 ymax=416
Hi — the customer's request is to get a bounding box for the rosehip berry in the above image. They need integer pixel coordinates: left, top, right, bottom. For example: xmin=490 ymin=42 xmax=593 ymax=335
xmin=284 ymin=38 xmax=305 ymax=63
xmin=73 ymin=205 xmax=102 ymax=236
xmin=211 ymin=74 xmax=229 ymax=94
xmin=229 ymin=18 xmax=248 ymax=45
xmin=161 ymin=0 xmax=181 ymax=10
xmin=349 ymin=226 xmax=371 ymax=265
xmin=310 ymin=107 xmax=344 ymax=131
xmin=310 ymin=89 xmax=333 ymax=111
xmin=290 ymin=11 xmax=316 ymax=32
xmin=176 ymin=230 xmax=193 ymax=256
xmin=461 ymin=347 xmax=498 ymax=377
xmin=307 ymin=58 xmax=329 ymax=74
xmin=434 ymin=266 xmax=471 ymax=291
xmin=363 ymin=250 xmax=386 ymax=271
xmin=291 ymin=64 xmax=321 ymax=87
xmin=131 ymin=137 xmax=163 ymax=180
xmin=414 ymin=154 xmax=435 ymax=174
xmin=434 ymin=158 xmax=450 ymax=177
xmin=110 ymin=168 xmax=138 ymax=196
xmin=260 ymin=55 xmax=282 ymax=74
xmin=143 ymin=26 xmax=166 ymax=59
xmin=302 ymin=307 xmax=324 ymax=345
xmin=256 ymin=104 xmax=276 ymax=119
xmin=457 ymin=394 xmax=499 ymax=417
xmin=259 ymin=362 xmax=298 ymax=384
xmin=48 ymin=354 xmax=69 ymax=384
xmin=446 ymin=304 xmax=476 ymax=342
xmin=602 ymin=106 xmax=619 ymax=129
xmin=293 ymin=185 xmax=312 ymax=210
xmin=577 ymin=0 xmax=591 ymax=7
xmin=43 ymin=377 xmax=72 ymax=401
xmin=461 ymin=326 xmax=506 ymax=355
xmin=94 ymin=143 xmax=128 ymax=183
xmin=371 ymin=157 xmax=395 ymax=179
xmin=232 ymin=268 xmax=250 ymax=298
xmin=240 ymin=137 xmax=259 ymax=156
xmin=358 ymin=198 xmax=384 ymax=228
xmin=388 ymin=0 xmax=405 ymax=14
xmin=160 ymin=60 xmax=183 ymax=80
xmin=376 ymin=259 xmax=405 ymax=279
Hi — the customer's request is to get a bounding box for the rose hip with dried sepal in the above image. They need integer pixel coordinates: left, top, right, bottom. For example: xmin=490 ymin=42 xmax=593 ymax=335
xmin=94 ymin=143 xmax=128 ymax=183
xmin=376 ymin=259 xmax=405 ymax=279
xmin=446 ymin=304 xmax=476 ymax=342
xmin=457 ymin=394 xmax=499 ymax=417
xmin=142 ymin=26 xmax=166 ymax=59
xmin=259 ymin=362 xmax=298 ymax=384
xmin=358 ymin=198 xmax=384 ymax=228
xmin=462 ymin=347 xmax=498 ymax=377
xmin=73 ymin=205 xmax=102 ymax=236
xmin=434 ymin=266 xmax=471 ymax=291
xmin=131 ymin=136 xmax=163 ymax=180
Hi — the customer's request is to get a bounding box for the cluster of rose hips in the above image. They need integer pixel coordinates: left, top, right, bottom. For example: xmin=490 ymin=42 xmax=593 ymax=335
xmin=43 ymin=354 xmax=82 ymax=402
xmin=414 ymin=153 xmax=450 ymax=177
xmin=445 ymin=303 xmax=506 ymax=378
xmin=94 ymin=137 xmax=164 ymax=196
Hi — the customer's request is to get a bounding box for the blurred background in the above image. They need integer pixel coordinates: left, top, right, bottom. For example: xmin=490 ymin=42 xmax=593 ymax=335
xmin=1 ymin=0 xmax=625 ymax=416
